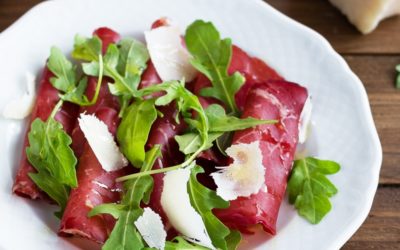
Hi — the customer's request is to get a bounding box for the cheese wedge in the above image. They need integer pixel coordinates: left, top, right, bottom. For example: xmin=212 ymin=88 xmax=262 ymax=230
xmin=329 ymin=0 xmax=400 ymax=34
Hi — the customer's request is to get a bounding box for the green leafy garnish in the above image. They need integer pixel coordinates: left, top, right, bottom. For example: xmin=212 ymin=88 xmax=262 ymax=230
xmin=185 ymin=20 xmax=245 ymax=114
xmin=72 ymin=35 xmax=102 ymax=61
xmin=89 ymin=146 xmax=161 ymax=250
xmin=73 ymin=35 xmax=149 ymax=115
xmin=188 ymin=166 xmax=241 ymax=250
xmin=165 ymin=237 xmax=209 ymax=250
xmin=117 ymin=80 xmax=211 ymax=182
xmin=26 ymin=103 xmax=77 ymax=214
xmin=287 ymin=157 xmax=340 ymax=224
xmin=205 ymin=104 xmax=276 ymax=132
xmin=396 ymin=64 xmax=400 ymax=89
xmin=47 ymin=46 xmax=104 ymax=106
xmin=174 ymin=104 xmax=275 ymax=155
xmin=117 ymin=99 xmax=158 ymax=168
xmin=175 ymin=132 xmax=221 ymax=155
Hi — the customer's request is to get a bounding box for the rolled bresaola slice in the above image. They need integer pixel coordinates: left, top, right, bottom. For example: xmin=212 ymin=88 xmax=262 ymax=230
xmin=215 ymin=81 xmax=308 ymax=235
xmin=59 ymin=107 xmax=129 ymax=243
xmin=12 ymin=67 xmax=79 ymax=200
xmin=59 ymin=28 xmax=125 ymax=243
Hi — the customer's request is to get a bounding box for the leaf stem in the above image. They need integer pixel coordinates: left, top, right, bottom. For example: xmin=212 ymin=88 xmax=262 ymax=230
xmin=49 ymin=99 xmax=64 ymax=120
xmin=85 ymin=53 xmax=104 ymax=106
xmin=116 ymin=143 xmax=206 ymax=182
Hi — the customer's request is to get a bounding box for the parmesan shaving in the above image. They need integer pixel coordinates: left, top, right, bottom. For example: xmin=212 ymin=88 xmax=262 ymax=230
xmin=78 ymin=113 xmax=128 ymax=172
xmin=211 ymin=141 xmax=265 ymax=201
xmin=329 ymin=0 xmax=400 ymax=34
xmin=145 ymin=25 xmax=197 ymax=82
xmin=134 ymin=207 xmax=166 ymax=250
xmin=3 ymin=72 xmax=36 ymax=119
xmin=161 ymin=166 xmax=215 ymax=249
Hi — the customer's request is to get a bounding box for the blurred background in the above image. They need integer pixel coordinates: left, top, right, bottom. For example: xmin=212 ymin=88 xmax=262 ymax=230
xmin=0 ymin=0 xmax=399 ymax=249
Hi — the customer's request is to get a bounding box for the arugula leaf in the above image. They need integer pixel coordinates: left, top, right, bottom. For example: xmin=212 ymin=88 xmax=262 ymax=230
xmin=287 ymin=157 xmax=340 ymax=224
xmin=205 ymin=104 xmax=276 ymax=132
xmin=396 ymin=64 xmax=400 ymax=89
xmin=117 ymin=99 xmax=158 ymax=168
xmin=72 ymin=35 xmax=102 ymax=61
xmin=135 ymin=80 xmax=209 ymax=145
xmin=75 ymin=36 xmax=149 ymax=115
xmin=117 ymin=38 xmax=149 ymax=80
xmin=175 ymin=104 xmax=276 ymax=155
xmin=47 ymin=47 xmax=77 ymax=93
xmin=185 ymin=20 xmax=245 ymax=114
xmin=188 ymin=165 xmax=241 ymax=250
xmin=47 ymin=46 xmax=103 ymax=106
xmin=175 ymin=132 xmax=222 ymax=155
xmin=89 ymin=146 xmax=161 ymax=250
xmin=26 ymin=117 xmax=78 ymax=213
xmin=117 ymin=81 xmax=212 ymax=182
xmin=28 ymin=171 xmax=69 ymax=216
xmin=165 ymin=237 xmax=209 ymax=250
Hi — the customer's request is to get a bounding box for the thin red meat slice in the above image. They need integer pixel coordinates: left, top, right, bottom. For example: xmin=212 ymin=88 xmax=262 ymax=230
xmin=215 ymin=80 xmax=308 ymax=235
xmin=12 ymin=67 xmax=79 ymax=200
xmin=192 ymin=45 xmax=284 ymax=111
xmin=59 ymin=28 xmax=127 ymax=243
xmin=59 ymin=107 xmax=129 ymax=243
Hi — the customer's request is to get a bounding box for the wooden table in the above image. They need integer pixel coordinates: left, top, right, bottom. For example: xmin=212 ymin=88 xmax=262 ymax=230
xmin=1 ymin=0 xmax=399 ymax=249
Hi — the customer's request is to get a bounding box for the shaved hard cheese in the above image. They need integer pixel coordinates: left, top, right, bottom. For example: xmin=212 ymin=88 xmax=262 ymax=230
xmin=78 ymin=113 xmax=128 ymax=172
xmin=161 ymin=166 xmax=215 ymax=249
xmin=298 ymin=95 xmax=312 ymax=144
xmin=145 ymin=25 xmax=197 ymax=82
xmin=3 ymin=72 xmax=36 ymax=119
xmin=211 ymin=141 xmax=265 ymax=201
xmin=134 ymin=207 xmax=167 ymax=250
xmin=329 ymin=0 xmax=400 ymax=34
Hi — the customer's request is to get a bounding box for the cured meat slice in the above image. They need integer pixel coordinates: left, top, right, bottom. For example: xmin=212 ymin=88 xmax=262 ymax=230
xmin=12 ymin=67 xmax=79 ymax=200
xmin=59 ymin=107 xmax=129 ymax=243
xmin=59 ymin=28 xmax=125 ymax=243
xmin=192 ymin=45 xmax=284 ymax=111
xmin=215 ymin=81 xmax=308 ymax=235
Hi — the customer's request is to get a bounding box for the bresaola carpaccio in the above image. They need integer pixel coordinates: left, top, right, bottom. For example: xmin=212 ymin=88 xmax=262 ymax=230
xmin=12 ymin=67 xmax=79 ymax=200
xmin=8 ymin=17 xmax=336 ymax=249
xmin=215 ymin=81 xmax=308 ymax=234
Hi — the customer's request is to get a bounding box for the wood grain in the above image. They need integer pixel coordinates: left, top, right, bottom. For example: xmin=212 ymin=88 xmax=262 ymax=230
xmin=0 ymin=0 xmax=399 ymax=249
xmin=344 ymin=55 xmax=400 ymax=184
xmin=342 ymin=187 xmax=400 ymax=249
xmin=266 ymin=0 xmax=400 ymax=54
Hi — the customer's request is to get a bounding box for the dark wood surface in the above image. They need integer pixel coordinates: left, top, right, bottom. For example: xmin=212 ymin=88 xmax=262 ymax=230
xmin=1 ymin=0 xmax=399 ymax=249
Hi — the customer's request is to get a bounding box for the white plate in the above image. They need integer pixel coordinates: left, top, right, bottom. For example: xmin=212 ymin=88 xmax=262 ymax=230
xmin=0 ymin=0 xmax=382 ymax=249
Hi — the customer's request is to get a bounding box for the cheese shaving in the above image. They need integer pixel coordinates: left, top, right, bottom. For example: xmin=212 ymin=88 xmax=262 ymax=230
xmin=329 ymin=0 xmax=400 ymax=34
xmin=145 ymin=25 xmax=197 ymax=82
xmin=134 ymin=207 xmax=166 ymax=250
xmin=3 ymin=72 xmax=36 ymax=119
xmin=78 ymin=113 xmax=128 ymax=172
xmin=161 ymin=166 xmax=215 ymax=249
xmin=211 ymin=141 xmax=265 ymax=201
